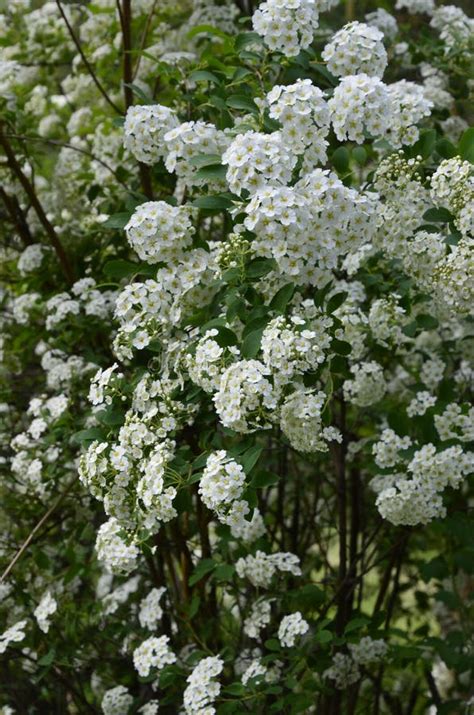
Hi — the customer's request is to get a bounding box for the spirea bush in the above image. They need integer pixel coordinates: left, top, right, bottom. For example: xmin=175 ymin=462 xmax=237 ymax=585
xmin=0 ymin=0 xmax=473 ymax=713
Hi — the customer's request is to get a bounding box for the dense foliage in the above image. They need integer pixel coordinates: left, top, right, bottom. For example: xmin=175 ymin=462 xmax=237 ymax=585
xmin=0 ymin=0 xmax=473 ymax=713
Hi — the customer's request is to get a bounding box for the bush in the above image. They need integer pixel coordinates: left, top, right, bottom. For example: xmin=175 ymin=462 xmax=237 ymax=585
xmin=0 ymin=0 xmax=473 ymax=713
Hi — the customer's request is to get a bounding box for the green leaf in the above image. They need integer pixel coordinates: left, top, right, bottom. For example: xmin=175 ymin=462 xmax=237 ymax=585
xmin=226 ymin=95 xmax=259 ymax=114
xmin=71 ymin=428 xmax=105 ymax=445
xmin=251 ymin=470 xmax=279 ymax=488
xmin=103 ymin=259 xmax=154 ymax=279
xmin=327 ymin=291 xmax=348 ymax=314
xmin=332 ymin=339 xmax=352 ymax=356
xmin=241 ymin=328 xmax=264 ymax=358
xmin=331 ymin=146 xmax=350 ymax=173
xmin=189 ymin=558 xmax=216 ymax=586
xmin=123 ymin=82 xmax=153 ymax=104
xmin=459 ymin=126 xmax=474 ymax=163
xmin=436 ymin=138 xmax=457 ymax=159
xmin=212 ymin=325 xmax=239 ymax=347
xmin=102 ymin=212 xmax=131 ymax=229
xmin=416 ymin=313 xmax=439 ymax=330
xmin=270 ymin=283 xmax=295 ymax=313
xmin=189 ymin=70 xmax=220 ymax=84
xmin=213 ymin=564 xmax=235 ymax=581
xmin=235 ymin=31 xmax=263 ymax=51
xmin=412 ymin=129 xmax=437 ymax=159
xmin=187 ymin=24 xmax=230 ymax=40
xmin=345 ymin=616 xmax=370 ymax=633
xmin=422 ymin=207 xmax=453 ymax=223
xmin=191 ymin=195 xmax=233 ymax=210
xmin=246 ymin=257 xmax=276 ymax=279
xmin=352 ymin=146 xmax=367 ymax=165
xmin=188 ymin=153 xmax=223 ymax=168
xmin=239 ymin=445 xmax=263 ymax=474
xmin=194 ymin=164 xmax=227 ymax=181
xmin=38 ymin=650 xmax=55 ymax=667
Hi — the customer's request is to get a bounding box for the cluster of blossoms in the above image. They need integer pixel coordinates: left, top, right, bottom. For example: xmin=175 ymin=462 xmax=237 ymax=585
xmin=184 ymin=656 xmax=223 ymax=714
xmin=124 ymin=104 xmax=178 ymax=165
xmin=133 ymin=635 xmax=176 ymax=677
xmin=252 ymin=0 xmax=331 ymax=57
xmin=164 ymin=121 xmax=229 ymax=186
xmin=324 ymin=637 xmax=388 ymax=688
xmin=236 ymin=550 xmax=301 ymax=588
xmin=33 ymin=591 xmax=57 ymax=634
xmin=430 ymin=157 xmax=474 ymax=237
xmin=264 ymin=80 xmax=330 ymax=170
xmin=278 ymin=612 xmax=309 ymax=647
xmin=322 ymin=22 xmax=387 ymax=78
xmin=344 ymin=362 xmax=386 ymax=407
xmin=243 ymin=168 xmax=379 ymax=286
xmin=375 ymin=444 xmax=474 ymax=525
xmin=45 ymin=278 xmax=116 ymax=331
xmin=222 ymin=131 xmax=297 ymax=195
xmin=125 ymin=201 xmax=195 ymax=264
xmin=101 ymin=686 xmax=133 ymax=715
xmin=0 ymin=621 xmax=27 ymax=655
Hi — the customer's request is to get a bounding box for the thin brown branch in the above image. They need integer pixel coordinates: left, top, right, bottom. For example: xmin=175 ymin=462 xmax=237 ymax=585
xmin=55 ymin=0 xmax=122 ymax=114
xmin=0 ymin=127 xmax=75 ymax=283
xmin=0 ymin=188 xmax=34 ymax=246
xmin=1 ymin=475 xmax=79 ymax=583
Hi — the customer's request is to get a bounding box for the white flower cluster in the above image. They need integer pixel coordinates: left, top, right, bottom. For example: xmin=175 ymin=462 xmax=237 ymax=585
xmin=183 ymin=656 xmax=223 ymax=715
xmin=243 ymin=169 xmax=379 ymax=286
xmin=95 ymin=518 xmax=140 ymax=575
xmin=164 ymin=121 xmax=229 ymax=186
xmin=222 ymin=131 xmax=297 ymax=195
xmin=0 ymin=620 xmax=27 ymax=654
xmin=431 ymin=158 xmax=473 ymax=237
xmin=329 ymin=74 xmax=391 ymax=143
xmin=89 ymin=363 xmax=124 ymax=407
xmin=34 ymin=591 xmax=57 ymax=634
xmin=385 ymin=80 xmax=432 ymax=148
xmin=395 ymin=0 xmax=434 ymax=14
xmin=322 ymin=22 xmax=387 ymax=78
xmin=261 ymin=314 xmax=331 ymax=378
xmin=324 ymin=637 xmax=388 ymax=688
xmin=406 ymin=391 xmax=436 ymax=417
xmin=17 ymin=244 xmax=47 ymax=275
xmin=46 ymin=278 xmax=116 ymax=331
xmin=329 ymin=75 xmax=431 ymax=146
xmin=265 ymin=79 xmax=330 ymax=170
xmin=101 ymin=686 xmax=133 ymax=715
xmin=376 ymin=444 xmax=474 ymax=525
xmin=125 ymin=201 xmax=194 ymax=265
xmin=133 ymin=635 xmax=176 ymax=677
xmin=344 ymin=362 xmax=386 ymax=407
xmin=199 ymin=451 xmax=246 ymax=510
xmin=368 ymin=296 xmax=407 ymax=346
xmin=113 ymin=249 xmax=215 ymax=359
xmin=243 ymin=599 xmax=273 ymax=639
xmin=280 ymin=389 xmax=341 ymax=453
xmin=365 ymin=9 xmax=398 ymax=40
xmin=373 ymin=429 xmax=412 ymax=469
xmin=430 ymin=5 xmax=474 ymax=52
xmin=278 ymin=612 xmax=309 ymax=647
xmin=139 ymin=587 xmax=166 ymax=630
xmin=186 ymin=329 xmax=239 ymax=394
xmin=435 ymin=404 xmax=474 ymax=443
xmin=252 ymin=0 xmax=325 ymax=57
xmin=236 ymin=550 xmax=301 ymax=588
xmin=213 ymin=359 xmax=278 ymax=433
xmin=438 ymin=238 xmax=474 ymax=316
xmin=124 ymin=104 xmax=178 ymax=165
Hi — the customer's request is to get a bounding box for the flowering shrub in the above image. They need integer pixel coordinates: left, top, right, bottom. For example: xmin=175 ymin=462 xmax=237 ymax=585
xmin=0 ymin=0 xmax=473 ymax=713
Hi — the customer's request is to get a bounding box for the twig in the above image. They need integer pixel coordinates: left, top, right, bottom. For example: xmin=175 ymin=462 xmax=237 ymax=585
xmin=0 ymin=188 xmax=34 ymax=246
xmin=0 ymin=126 xmax=75 ymax=283
xmin=1 ymin=475 xmax=79 ymax=583
xmin=55 ymin=0 xmax=122 ymax=114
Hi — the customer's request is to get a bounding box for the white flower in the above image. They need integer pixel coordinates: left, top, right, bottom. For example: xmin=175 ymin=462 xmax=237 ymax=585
xmin=34 ymin=591 xmax=57 ymax=633
xmin=101 ymin=685 xmax=133 ymax=715
xmin=133 ymin=635 xmax=176 ymax=677
xmin=278 ymin=612 xmax=309 ymax=647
